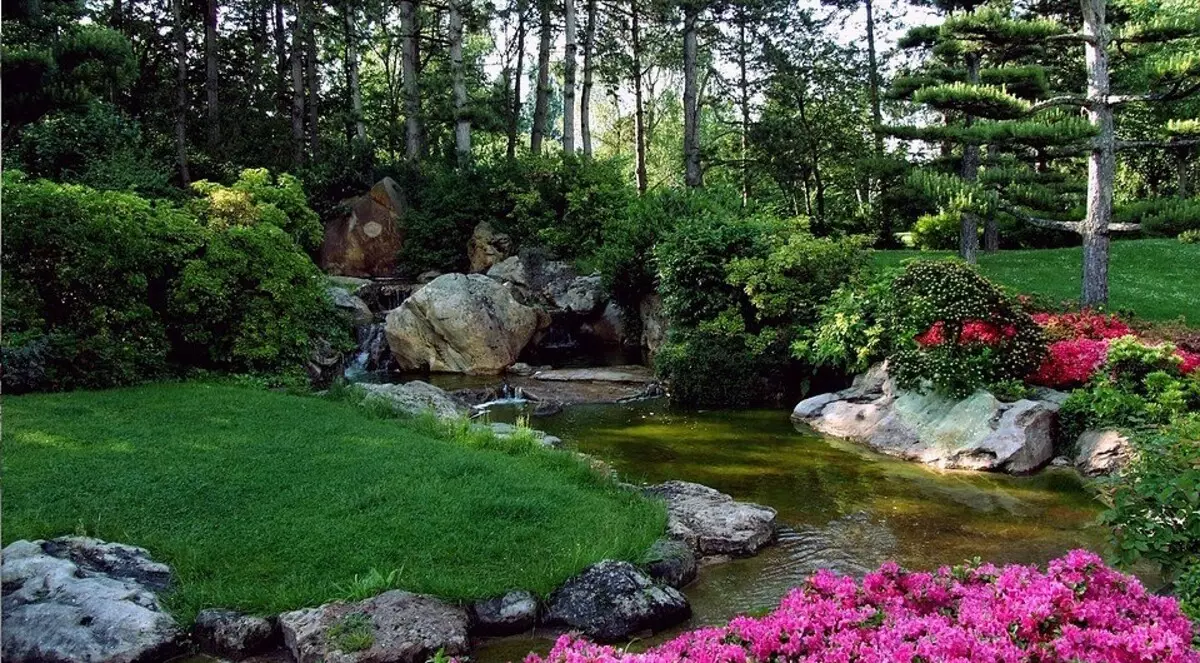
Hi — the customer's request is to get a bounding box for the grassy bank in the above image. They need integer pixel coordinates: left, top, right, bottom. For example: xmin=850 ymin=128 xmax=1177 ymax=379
xmin=2 ymin=383 xmax=665 ymax=621
xmin=874 ymin=239 xmax=1199 ymax=324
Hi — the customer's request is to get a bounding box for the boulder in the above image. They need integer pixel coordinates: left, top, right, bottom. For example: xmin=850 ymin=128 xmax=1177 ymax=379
xmin=532 ymin=365 xmax=655 ymax=383
xmin=644 ymin=481 xmax=777 ymax=557
xmin=487 ymin=254 xmax=583 ymax=310
xmin=1075 ymin=429 xmax=1131 ymax=476
xmin=328 ymin=286 xmax=374 ymax=326
xmin=320 ymin=178 xmax=407 ymax=278
xmin=2 ymin=538 xmax=180 ymax=663
xmin=552 ymin=275 xmax=605 ymax=315
xmin=279 ymin=590 xmax=469 ymax=663
xmin=194 ymin=609 xmax=278 ymax=660
xmin=358 ymin=381 xmax=467 ymax=420
xmin=306 ymin=339 xmax=345 ymax=390
xmin=470 ymin=591 xmax=538 ymax=636
xmin=384 ymin=274 xmax=540 ymax=374
xmin=642 ymin=538 xmax=697 ymax=588
xmin=581 ymin=302 xmax=628 ymax=346
xmin=467 ymin=222 xmax=513 ymax=273
xmin=639 ymin=294 xmax=666 ymax=356
xmin=543 ymin=561 xmax=690 ymax=642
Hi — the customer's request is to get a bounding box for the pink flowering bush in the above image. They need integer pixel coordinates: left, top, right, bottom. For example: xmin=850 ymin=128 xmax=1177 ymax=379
xmin=1026 ymin=311 xmax=1197 ymax=388
xmin=1029 ymin=338 xmax=1110 ymax=388
xmin=1030 ymin=311 xmax=1133 ymax=342
xmin=526 ymin=551 xmax=1199 ymax=663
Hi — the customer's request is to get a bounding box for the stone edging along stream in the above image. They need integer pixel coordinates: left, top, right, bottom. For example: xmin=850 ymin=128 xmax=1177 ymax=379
xmin=0 ymin=382 xmax=779 ymax=663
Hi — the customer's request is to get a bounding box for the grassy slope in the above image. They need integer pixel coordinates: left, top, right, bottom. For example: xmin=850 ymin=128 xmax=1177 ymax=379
xmin=3 ymin=383 xmax=665 ymax=620
xmin=874 ymin=239 xmax=1200 ymax=324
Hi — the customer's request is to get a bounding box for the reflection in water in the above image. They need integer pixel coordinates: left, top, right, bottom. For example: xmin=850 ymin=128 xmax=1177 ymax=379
xmin=473 ymin=401 xmax=1109 ymax=662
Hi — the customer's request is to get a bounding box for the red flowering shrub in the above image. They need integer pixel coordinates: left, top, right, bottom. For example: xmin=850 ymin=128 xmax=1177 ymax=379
xmin=1027 ymin=311 xmax=1197 ymax=388
xmin=1030 ymin=311 xmax=1133 ymax=341
xmin=1179 ymin=349 xmax=1200 ymax=375
xmin=1029 ymin=338 xmax=1110 ymax=388
xmin=524 ymin=551 xmax=1200 ymax=663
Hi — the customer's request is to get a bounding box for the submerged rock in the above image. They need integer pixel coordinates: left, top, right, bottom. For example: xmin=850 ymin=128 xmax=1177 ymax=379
xmin=1075 ymin=429 xmax=1131 ymax=476
xmin=194 ymin=609 xmax=279 ymax=660
xmin=2 ymin=538 xmax=180 ymax=663
xmin=470 ymin=591 xmax=538 ymax=636
xmin=279 ymin=590 xmax=469 ymax=663
xmin=543 ymin=561 xmax=690 ymax=642
xmin=645 ymin=481 xmax=777 ymax=557
xmin=384 ymin=273 xmax=541 ymax=374
xmin=358 ymin=381 xmax=466 ymax=420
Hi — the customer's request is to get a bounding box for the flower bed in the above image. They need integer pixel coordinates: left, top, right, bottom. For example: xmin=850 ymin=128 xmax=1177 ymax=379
xmin=1027 ymin=311 xmax=1197 ymax=389
xmin=526 ymin=551 xmax=1199 ymax=663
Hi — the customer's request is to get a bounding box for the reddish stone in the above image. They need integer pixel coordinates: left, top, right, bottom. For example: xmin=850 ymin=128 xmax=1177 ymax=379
xmin=319 ymin=178 xmax=406 ymax=277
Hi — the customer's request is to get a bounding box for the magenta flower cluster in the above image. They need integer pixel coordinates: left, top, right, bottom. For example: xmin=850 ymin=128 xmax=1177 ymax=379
xmin=524 ymin=551 xmax=1199 ymax=663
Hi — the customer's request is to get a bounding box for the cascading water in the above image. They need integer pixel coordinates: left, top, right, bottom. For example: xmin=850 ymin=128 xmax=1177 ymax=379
xmin=345 ymin=323 xmax=394 ymax=380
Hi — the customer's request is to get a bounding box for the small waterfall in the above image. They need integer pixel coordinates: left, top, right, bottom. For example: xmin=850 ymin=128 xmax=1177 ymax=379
xmin=345 ymin=323 xmax=393 ymax=380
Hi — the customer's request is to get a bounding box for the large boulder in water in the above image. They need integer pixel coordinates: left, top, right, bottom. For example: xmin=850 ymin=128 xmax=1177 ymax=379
xmin=644 ymin=481 xmax=777 ymax=557
xmin=320 ymin=178 xmax=407 ymax=278
xmin=1 ymin=538 xmax=181 ymax=663
xmin=543 ymin=561 xmax=690 ymax=642
xmin=279 ymin=590 xmax=469 ymax=663
xmin=384 ymin=273 xmax=540 ymax=374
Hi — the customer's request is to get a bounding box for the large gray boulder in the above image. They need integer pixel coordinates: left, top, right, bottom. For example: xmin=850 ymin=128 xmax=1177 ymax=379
xmin=384 ymin=273 xmax=541 ymax=374
xmin=279 ymin=590 xmax=469 ymax=663
xmin=357 ymin=381 xmax=467 ymax=420
xmin=486 ymin=255 xmax=606 ymax=315
xmin=794 ymin=365 xmax=1059 ymax=474
xmin=543 ymin=561 xmax=690 ymax=642
xmin=2 ymin=538 xmax=180 ymax=663
xmin=1075 ymin=429 xmax=1132 ymax=476
xmin=644 ymin=481 xmax=777 ymax=557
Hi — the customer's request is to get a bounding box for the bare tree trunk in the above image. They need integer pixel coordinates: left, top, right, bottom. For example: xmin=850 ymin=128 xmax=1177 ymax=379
xmin=737 ymin=7 xmax=749 ymax=205
xmin=864 ymin=0 xmax=882 ymax=156
xmin=563 ymin=0 xmax=577 ymax=153
xmin=530 ymin=0 xmax=552 ymax=155
xmin=449 ymin=0 xmax=471 ymax=165
xmin=305 ymin=4 xmax=320 ymax=158
xmin=682 ymin=3 xmax=701 ymax=188
xmin=291 ymin=0 xmax=306 ymax=165
xmin=507 ymin=2 xmax=527 ymax=159
xmin=275 ymin=1 xmax=288 ymax=108
xmin=172 ymin=0 xmax=190 ymax=185
xmin=400 ymin=0 xmax=422 ymax=161
xmin=631 ymin=0 xmax=648 ymax=193
xmin=1175 ymin=148 xmax=1193 ymax=197
xmin=205 ymin=0 xmax=221 ymax=152
xmin=580 ymin=0 xmax=596 ymax=156
xmin=959 ymin=53 xmax=981 ymax=264
xmin=1081 ymin=0 xmax=1112 ymax=307
xmin=344 ymin=2 xmax=366 ymax=146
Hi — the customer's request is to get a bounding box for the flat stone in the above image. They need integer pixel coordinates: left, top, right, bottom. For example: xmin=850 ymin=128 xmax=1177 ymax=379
xmin=791 ymin=392 xmax=839 ymax=420
xmin=543 ymin=561 xmax=690 ymax=642
xmin=644 ymin=481 xmax=777 ymax=557
xmin=194 ymin=609 xmax=278 ymax=660
xmin=470 ymin=591 xmax=538 ymax=636
xmin=532 ymin=366 xmax=655 ymax=384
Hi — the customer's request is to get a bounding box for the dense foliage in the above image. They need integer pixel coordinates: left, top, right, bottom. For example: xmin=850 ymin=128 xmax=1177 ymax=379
xmin=526 ymin=551 xmax=1200 ymax=663
xmin=1 ymin=171 xmax=343 ymax=392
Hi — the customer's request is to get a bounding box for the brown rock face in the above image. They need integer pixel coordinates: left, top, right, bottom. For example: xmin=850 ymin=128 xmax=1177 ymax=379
xmin=320 ymin=178 xmax=406 ymax=278
xmin=467 ymin=221 xmax=513 ymax=273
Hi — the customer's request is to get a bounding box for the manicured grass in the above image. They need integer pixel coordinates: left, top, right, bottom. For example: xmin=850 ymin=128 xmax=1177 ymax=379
xmin=2 ymin=383 xmax=665 ymax=621
xmin=874 ymin=239 xmax=1200 ymax=324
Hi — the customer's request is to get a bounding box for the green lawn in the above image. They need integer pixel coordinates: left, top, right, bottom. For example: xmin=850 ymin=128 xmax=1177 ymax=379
xmin=874 ymin=239 xmax=1200 ymax=324
xmin=2 ymin=383 xmax=665 ymax=621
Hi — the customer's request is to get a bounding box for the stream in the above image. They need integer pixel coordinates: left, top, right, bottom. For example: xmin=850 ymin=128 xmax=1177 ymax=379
xmin=463 ymin=398 xmax=1110 ymax=662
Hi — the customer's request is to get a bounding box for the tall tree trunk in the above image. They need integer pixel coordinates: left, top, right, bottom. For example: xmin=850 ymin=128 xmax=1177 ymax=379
xmin=563 ymin=0 xmax=577 ymax=153
xmin=275 ymin=1 xmax=288 ymax=108
xmin=507 ymin=2 xmax=527 ymax=159
xmin=291 ymin=0 xmax=306 ymax=165
xmin=737 ymin=7 xmax=750 ymax=205
xmin=305 ymin=5 xmax=320 ymax=157
xmin=172 ymin=0 xmax=190 ymax=185
xmin=400 ymin=0 xmax=423 ymax=160
xmin=1080 ymin=0 xmax=1112 ymax=307
xmin=344 ymin=3 xmax=366 ymax=146
xmin=449 ymin=0 xmax=471 ymax=165
xmin=530 ymin=0 xmax=552 ymax=155
xmin=205 ymin=0 xmax=221 ymax=152
xmin=1175 ymin=148 xmax=1192 ymax=197
xmin=864 ymin=0 xmax=882 ymax=157
xmin=580 ymin=0 xmax=596 ymax=156
xmin=631 ymin=0 xmax=648 ymax=193
xmin=682 ymin=3 xmax=701 ymax=188
xmin=959 ymin=53 xmax=981 ymax=264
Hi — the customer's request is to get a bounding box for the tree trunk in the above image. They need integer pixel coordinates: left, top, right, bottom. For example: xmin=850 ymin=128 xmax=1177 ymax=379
xmin=400 ymin=0 xmax=422 ymax=161
xmin=1175 ymin=148 xmax=1193 ymax=197
xmin=737 ymin=7 xmax=749 ymax=205
xmin=959 ymin=53 xmax=981 ymax=264
xmin=530 ymin=0 xmax=552 ymax=155
xmin=291 ymin=0 xmax=306 ymax=165
xmin=205 ymin=0 xmax=221 ymax=152
xmin=449 ymin=0 xmax=471 ymax=165
xmin=580 ymin=0 xmax=596 ymax=156
xmin=507 ymin=2 xmax=526 ymax=159
xmin=275 ymin=1 xmax=288 ymax=108
xmin=631 ymin=0 xmax=648 ymax=193
xmin=864 ymin=0 xmax=882 ymax=156
xmin=682 ymin=3 xmax=701 ymax=188
xmin=172 ymin=0 xmax=190 ymax=185
xmin=1081 ymin=0 xmax=1112 ymax=307
xmin=305 ymin=4 xmax=320 ymax=158
xmin=563 ymin=0 xmax=577 ymax=153
xmin=344 ymin=2 xmax=366 ymax=146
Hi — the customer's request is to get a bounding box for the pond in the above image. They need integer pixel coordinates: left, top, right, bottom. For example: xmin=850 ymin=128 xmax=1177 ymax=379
xmin=472 ymin=399 xmax=1109 ymax=661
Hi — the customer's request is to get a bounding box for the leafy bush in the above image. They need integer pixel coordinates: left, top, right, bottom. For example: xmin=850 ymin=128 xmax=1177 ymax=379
xmin=1180 ymin=229 xmax=1200 ymax=244
xmin=655 ymin=315 xmax=791 ymax=408
xmin=525 ymin=551 xmax=1199 ymax=663
xmin=910 ymin=210 xmax=962 ymax=250
xmin=1176 ymin=559 xmax=1200 ymax=621
xmin=793 ymin=270 xmax=899 ymax=375
xmin=885 ymin=260 xmax=1046 ymax=398
xmin=190 ymin=168 xmax=323 ymax=253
